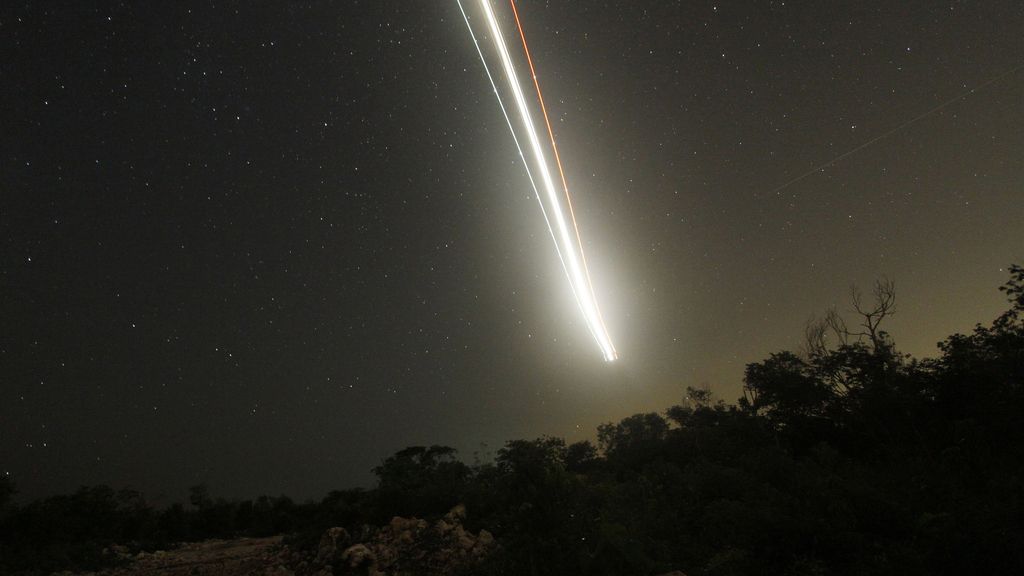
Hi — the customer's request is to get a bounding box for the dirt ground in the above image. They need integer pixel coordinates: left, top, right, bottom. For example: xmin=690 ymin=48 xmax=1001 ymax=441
xmin=59 ymin=536 xmax=294 ymax=576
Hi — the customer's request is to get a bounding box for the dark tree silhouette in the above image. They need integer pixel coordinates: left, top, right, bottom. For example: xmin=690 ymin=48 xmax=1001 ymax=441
xmin=372 ymin=445 xmax=470 ymax=519
xmin=3 ymin=266 xmax=1023 ymax=576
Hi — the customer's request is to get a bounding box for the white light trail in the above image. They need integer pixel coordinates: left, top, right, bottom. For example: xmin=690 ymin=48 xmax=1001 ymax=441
xmin=453 ymin=0 xmax=591 ymax=339
xmin=463 ymin=0 xmax=618 ymax=361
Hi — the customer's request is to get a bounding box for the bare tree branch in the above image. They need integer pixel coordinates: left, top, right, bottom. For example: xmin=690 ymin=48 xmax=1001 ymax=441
xmin=824 ymin=307 xmax=849 ymax=346
xmin=849 ymin=278 xmax=895 ymax=352
xmin=803 ymin=314 xmax=828 ymax=359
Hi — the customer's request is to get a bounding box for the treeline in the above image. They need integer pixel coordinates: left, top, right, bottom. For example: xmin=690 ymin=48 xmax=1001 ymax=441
xmin=2 ymin=265 xmax=1023 ymax=575
xmin=0 ymin=481 xmax=311 ymax=573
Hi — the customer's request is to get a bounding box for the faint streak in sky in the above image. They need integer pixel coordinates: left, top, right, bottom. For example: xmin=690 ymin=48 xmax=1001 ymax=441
xmin=770 ymin=63 xmax=1024 ymax=195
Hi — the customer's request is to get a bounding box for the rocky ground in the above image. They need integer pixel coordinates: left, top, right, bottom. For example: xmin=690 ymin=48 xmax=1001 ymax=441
xmin=53 ymin=536 xmax=291 ymax=576
xmin=52 ymin=504 xmax=688 ymax=576
xmin=53 ymin=505 xmax=496 ymax=576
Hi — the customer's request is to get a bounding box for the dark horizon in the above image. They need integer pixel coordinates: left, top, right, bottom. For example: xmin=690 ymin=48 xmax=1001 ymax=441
xmin=3 ymin=0 xmax=1023 ymax=503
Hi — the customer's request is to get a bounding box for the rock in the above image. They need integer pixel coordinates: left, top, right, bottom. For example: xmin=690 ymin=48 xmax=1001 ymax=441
xmin=374 ymin=541 xmax=398 ymax=569
xmin=102 ymin=543 xmax=131 ymax=560
xmin=656 ymin=572 xmax=688 ymax=576
xmin=445 ymin=503 xmax=467 ymax=522
xmin=389 ymin=515 xmax=421 ymax=533
xmin=316 ymin=526 xmax=350 ymax=564
xmin=341 ymin=543 xmax=377 ymax=570
xmin=317 ymin=505 xmax=496 ymax=576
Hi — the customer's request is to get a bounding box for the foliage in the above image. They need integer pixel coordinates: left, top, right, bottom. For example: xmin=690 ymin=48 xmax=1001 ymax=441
xmin=2 ymin=266 xmax=1023 ymax=575
xmin=372 ymin=445 xmax=471 ymax=520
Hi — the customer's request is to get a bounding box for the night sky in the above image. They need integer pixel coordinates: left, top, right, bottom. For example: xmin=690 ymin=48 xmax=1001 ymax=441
xmin=3 ymin=1 xmax=1022 ymax=502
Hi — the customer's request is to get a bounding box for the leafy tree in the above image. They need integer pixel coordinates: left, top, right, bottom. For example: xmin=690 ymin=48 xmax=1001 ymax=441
xmin=597 ymin=413 xmax=669 ymax=469
xmin=3 ymin=265 xmax=1023 ymax=576
xmin=373 ymin=445 xmax=470 ymax=519
xmin=565 ymin=440 xmax=599 ymax=473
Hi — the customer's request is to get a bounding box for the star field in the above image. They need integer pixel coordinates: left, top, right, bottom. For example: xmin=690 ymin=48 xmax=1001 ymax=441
xmin=2 ymin=1 xmax=1022 ymax=501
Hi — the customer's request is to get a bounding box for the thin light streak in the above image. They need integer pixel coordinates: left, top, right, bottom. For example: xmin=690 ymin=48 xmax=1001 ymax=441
xmin=507 ymin=0 xmax=616 ymax=358
xmin=454 ymin=0 xmax=600 ymax=347
xmin=477 ymin=0 xmax=617 ymax=361
xmin=769 ymin=62 xmax=1024 ymax=195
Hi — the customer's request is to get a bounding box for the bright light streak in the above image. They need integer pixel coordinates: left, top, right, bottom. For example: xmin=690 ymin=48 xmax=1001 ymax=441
xmin=507 ymin=0 xmax=615 ymax=358
xmin=473 ymin=0 xmax=618 ymax=361
xmin=453 ymin=0 xmax=592 ymax=333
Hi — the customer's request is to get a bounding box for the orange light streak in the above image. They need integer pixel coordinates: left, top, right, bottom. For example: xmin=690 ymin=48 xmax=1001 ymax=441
xmin=508 ymin=0 xmax=615 ymax=354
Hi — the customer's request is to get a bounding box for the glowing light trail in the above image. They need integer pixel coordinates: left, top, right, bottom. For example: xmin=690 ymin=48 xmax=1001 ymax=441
xmin=463 ymin=0 xmax=618 ymax=361
xmin=453 ymin=0 xmax=593 ymax=339
xmin=507 ymin=0 xmax=615 ymax=356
